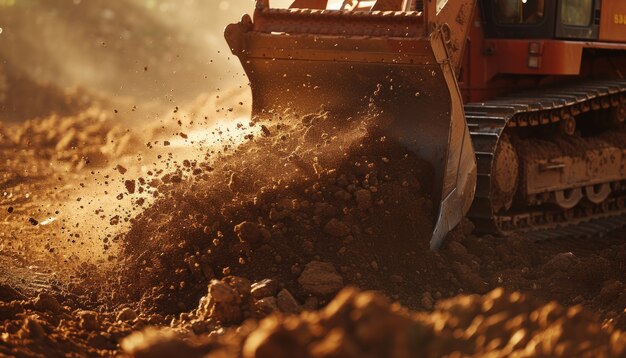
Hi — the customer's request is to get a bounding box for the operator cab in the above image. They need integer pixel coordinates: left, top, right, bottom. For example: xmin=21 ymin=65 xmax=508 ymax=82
xmin=481 ymin=0 xmax=601 ymax=40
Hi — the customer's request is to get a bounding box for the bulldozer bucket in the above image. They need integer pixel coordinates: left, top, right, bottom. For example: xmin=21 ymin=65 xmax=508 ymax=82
xmin=225 ymin=1 xmax=477 ymax=249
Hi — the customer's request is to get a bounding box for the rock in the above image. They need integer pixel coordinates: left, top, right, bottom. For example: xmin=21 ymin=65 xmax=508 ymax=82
xmin=276 ymin=289 xmax=300 ymax=314
xmin=225 ymin=276 xmax=252 ymax=297
xmin=208 ymin=281 xmax=236 ymax=304
xmin=79 ymin=310 xmax=100 ymax=331
xmin=255 ymin=297 xmax=279 ymax=316
xmin=116 ymin=165 xmax=128 ymax=175
xmin=198 ymin=277 xmax=252 ymax=324
xmin=117 ymin=307 xmax=138 ymax=322
xmin=453 ymin=262 xmax=489 ymax=294
xmin=251 ymin=279 xmax=279 ymax=299
xmin=147 ymin=314 xmax=164 ymax=326
xmin=598 ymin=280 xmax=624 ymax=304
xmin=303 ymin=296 xmax=319 ymax=311
xmin=370 ymin=261 xmax=379 ymax=271
xmin=18 ymin=317 xmax=46 ymax=340
xmin=243 ymin=319 xmax=306 ymax=358
xmin=0 ymin=284 xmax=24 ymax=302
xmin=310 ymin=329 xmax=360 ymax=357
xmin=298 ymin=261 xmax=344 ymax=297
xmin=446 ymin=240 xmax=469 ymax=258
xmin=234 ymin=221 xmax=270 ymax=244
xmin=333 ymin=190 xmax=352 ymax=201
xmin=459 ymin=218 xmax=475 ymax=236
xmin=125 ymin=180 xmax=136 ymax=194
xmin=543 ymin=252 xmax=579 ymax=274
xmin=88 ymin=333 xmax=112 ymax=350
xmin=355 ymin=189 xmax=372 ymax=210
xmin=290 ymin=265 xmax=301 ymax=276
xmin=323 ymin=219 xmax=351 ymax=237
xmin=421 ymin=293 xmax=434 ymax=310
xmin=33 ymin=292 xmax=61 ymax=313
xmin=121 ymin=327 xmax=200 ymax=358
xmin=190 ymin=320 xmax=213 ymax=335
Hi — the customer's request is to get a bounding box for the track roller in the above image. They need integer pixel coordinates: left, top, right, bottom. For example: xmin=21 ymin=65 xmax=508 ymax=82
xmin=554 ymin=188 xmax=583 ymax=209
xmin=585 ymin=183 xmax=611 ymax=204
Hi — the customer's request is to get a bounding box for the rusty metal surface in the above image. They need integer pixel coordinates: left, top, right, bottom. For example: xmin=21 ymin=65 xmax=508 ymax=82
xmin=467 ymin=79 xmax=626 ymax=235
xmin=252 ymin=7 xmax=425 ymax=37
xmin=524 ymin=148 xmax=625 ymax=197
xmin=432 ymin=0 xmax=476 ymax=75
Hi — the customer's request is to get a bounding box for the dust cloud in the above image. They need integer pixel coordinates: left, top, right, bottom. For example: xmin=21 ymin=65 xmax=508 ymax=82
xmin=0 ymin=0 xmax=255 ymax=119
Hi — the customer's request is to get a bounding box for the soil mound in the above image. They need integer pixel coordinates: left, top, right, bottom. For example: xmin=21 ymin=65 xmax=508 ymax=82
xmin=111 ymin=110 xmax=626 ymax=331
xmin=116 ymin=112 xmax=439 ymax=314
xmin=119 ymin=284 xmax=626 ymax=358
xmin=3 ymin=279 xmax=623 ymax=358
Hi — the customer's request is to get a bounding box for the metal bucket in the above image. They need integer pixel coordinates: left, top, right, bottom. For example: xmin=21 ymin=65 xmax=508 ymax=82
xmin=225 ymin=3 xmax=476 ymax=249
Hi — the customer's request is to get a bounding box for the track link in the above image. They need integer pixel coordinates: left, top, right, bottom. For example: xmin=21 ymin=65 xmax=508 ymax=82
xmin=524 ymin=214 xmax=626 ymax=241
xmin=466 ymin=79 xmax=626 ymax=235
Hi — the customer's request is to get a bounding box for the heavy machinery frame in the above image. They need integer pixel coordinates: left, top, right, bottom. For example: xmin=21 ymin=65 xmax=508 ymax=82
xmin=226 ymin=0 xmax=626 ymax=248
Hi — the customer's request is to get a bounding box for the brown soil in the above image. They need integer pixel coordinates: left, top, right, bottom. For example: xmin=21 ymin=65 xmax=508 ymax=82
xmin=115 ymin=112 xmax=438 ymax=315
xmin=119 ymin=284 xmax=625 ymax=358
xmin=0 ymin=61 xmax=624 ymax=358
xmin=1 ymin=102 xmax=624 ymax=356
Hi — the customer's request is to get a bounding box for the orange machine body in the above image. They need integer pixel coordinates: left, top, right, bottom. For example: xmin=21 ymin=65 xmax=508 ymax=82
xmin=599 ymin=1 xmax=626 ymax=42
xmin=461 ymin=0 xmax=626 ymax=103
xmin=225 ymin=0 xmax=626 ymax=244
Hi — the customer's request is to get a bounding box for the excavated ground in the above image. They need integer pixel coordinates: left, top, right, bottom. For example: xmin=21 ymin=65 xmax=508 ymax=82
xmin=1 ymin=74 xmax=625 ymax=357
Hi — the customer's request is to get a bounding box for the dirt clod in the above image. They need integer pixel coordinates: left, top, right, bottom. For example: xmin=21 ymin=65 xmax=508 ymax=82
xmin=323 ymin=219 xmax=351 ymax=238
xmin=234 ymin=221 xmax=271 ymax=244
xmin=33 ymin=292 xmax=61 ymax=313
xmin=298 ymin=261 xmax=344 ymax=297
xmin=251 ymin=279 xmax=279 ymax=300
xmin=276 ymin=289 xmax=301 ymax=314
xmin=117 ymin=308 xmax=138 ymax=322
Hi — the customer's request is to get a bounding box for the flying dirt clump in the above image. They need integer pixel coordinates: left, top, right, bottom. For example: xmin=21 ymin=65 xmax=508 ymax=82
xmin=113 ymin=107 xmax=626 ymax=331
xmin=116 ymin=111 xmax=437 ymax=314
xmin=119 ymin=284 xmax=626 ymax=358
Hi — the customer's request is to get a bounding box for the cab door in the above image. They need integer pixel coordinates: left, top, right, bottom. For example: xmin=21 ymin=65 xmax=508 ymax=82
xmin=556 ymin=0 xmax=600 ymax=40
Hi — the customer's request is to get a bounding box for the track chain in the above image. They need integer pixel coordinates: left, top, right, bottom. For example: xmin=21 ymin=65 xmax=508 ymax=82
xmin=466 ymin=79 xmax=626 ymax=235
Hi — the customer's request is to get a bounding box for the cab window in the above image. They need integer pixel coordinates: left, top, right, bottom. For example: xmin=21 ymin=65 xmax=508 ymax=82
xmin=495 ymin=0 xmax=545 ymax=24
xmin=560 ymin=0 xmax=593 ymax=26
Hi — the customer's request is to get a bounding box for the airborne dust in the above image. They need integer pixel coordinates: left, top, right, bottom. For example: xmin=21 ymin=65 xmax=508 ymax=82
xmin=0 ymin=1 xmax=624 ymax=357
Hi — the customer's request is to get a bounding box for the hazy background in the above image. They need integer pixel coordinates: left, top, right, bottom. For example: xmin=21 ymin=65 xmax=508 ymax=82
xmin=0 ymin=0 xmax=260 ymax=108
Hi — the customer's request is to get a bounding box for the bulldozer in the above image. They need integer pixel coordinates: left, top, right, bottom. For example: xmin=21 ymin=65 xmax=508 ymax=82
xmin=225 ymin=0 xmax=626 ymax=249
